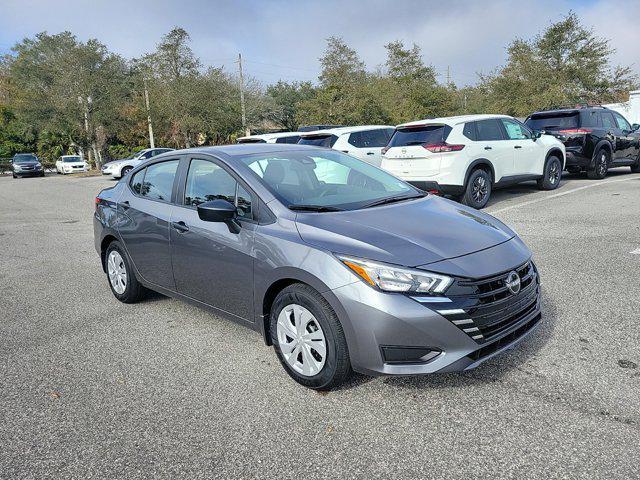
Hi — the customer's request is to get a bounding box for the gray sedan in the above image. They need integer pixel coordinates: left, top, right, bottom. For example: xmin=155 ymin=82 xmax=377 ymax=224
xmin=93 ymin=144 xmax=541 ymax=389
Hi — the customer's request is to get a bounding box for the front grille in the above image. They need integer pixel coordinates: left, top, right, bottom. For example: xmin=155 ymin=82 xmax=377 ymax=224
xmin=434 ymin=261 xmax=540 ymax=343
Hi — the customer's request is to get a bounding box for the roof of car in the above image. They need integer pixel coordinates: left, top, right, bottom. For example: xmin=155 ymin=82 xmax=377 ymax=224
xmin=172 ymin=143 xmax=327 ymax=159
xmin=237 ymin=131 xmax=303 ymax=142
xmin=397 ymin=114 xmax=512 ymax=128
xmin=299 ymin=125 xmax=394 ymax=137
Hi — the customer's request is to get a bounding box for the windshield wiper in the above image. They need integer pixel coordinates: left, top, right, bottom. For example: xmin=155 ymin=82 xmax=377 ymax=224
xmin=361 ymin=193 xmax=426 ymax=209
xmin=288 ymin=204 xmax=344 ymax=212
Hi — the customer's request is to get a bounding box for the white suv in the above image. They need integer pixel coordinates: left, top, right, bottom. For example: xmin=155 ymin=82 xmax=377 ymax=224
xmin=237 ymin=132 xmax=302 ymax=144
xmin=298 ymin=125 xmax=395 ymax=167
xmin=381 ymin=115 xmax=566 ymax=208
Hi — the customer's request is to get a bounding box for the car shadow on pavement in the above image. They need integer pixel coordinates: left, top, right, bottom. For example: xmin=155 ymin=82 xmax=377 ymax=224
xmin=335 ymin=290 xmax=559 ymax=392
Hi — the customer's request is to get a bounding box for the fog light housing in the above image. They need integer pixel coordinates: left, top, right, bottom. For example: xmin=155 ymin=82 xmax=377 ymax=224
xmin=381 ymin=346 xmax=442 ymax=364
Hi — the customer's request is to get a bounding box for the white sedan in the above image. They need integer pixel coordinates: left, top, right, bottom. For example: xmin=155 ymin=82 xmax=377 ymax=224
xmin=101 ymin=148 xmax=174 ymax=179
xmin=56 ymin=155 xmax=89 ymax=174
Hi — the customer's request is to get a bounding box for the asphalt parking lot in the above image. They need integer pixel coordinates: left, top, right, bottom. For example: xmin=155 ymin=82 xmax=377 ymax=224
xmin=1 ymin=170 xmax=639 ymax=479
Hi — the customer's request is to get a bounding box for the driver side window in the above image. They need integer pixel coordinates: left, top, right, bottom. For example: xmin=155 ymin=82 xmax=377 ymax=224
xmin=500 ymin=119 xmax=531 ymax=140
xmin=184 ymin=159 xmax=253 ymax=220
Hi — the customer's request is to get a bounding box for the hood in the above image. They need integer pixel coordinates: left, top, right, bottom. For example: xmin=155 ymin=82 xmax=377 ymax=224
xmin=295 ymin=196 xmax=516 ymax=267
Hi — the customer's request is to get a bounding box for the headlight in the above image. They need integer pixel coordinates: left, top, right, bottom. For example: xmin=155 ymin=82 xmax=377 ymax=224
xmin=13 ymin=164 xmax=21 ymax=170
xmin=35 ymin=163 xmax=42 ymax=168
xmin=336 ymin=255 xmax=453 ymax=294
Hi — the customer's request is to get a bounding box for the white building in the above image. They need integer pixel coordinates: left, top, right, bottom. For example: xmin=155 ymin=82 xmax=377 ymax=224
xmin=603 ymin=90 xmax=640 ymax=125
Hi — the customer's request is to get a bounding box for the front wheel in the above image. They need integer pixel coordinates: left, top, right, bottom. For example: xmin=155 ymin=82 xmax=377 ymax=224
xmin=105 ymin=241 xmax=145 ymax=303
xmin=120 ymin=166 xmax=133 ymax=177
xmin=587 ymin=148 xmax=609 ymax=179
xmin=460 ymin=168 xmax=492 ymax=209
xmin=631 ymin=154 xmax=640 ymax=173
xmin=270 ymin=284 xmax=352 ymax=390
xmin=537 ymin=156 xmax=562 ymax=190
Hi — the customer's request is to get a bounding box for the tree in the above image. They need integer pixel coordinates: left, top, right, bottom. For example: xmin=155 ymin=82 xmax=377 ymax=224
xmin=266 ymin=81 xmax=316 ymax=130
xmin=478 ymin=12 xmax=639 ymax=116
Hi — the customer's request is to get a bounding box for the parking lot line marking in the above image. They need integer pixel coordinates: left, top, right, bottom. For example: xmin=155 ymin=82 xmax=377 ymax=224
xmin=487 ymin=175 xmax=640 ymax=215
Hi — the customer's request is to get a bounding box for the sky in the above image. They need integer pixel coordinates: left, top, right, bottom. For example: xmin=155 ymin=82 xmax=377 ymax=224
xmin=0 ymin=0 xmax=638 ymax=87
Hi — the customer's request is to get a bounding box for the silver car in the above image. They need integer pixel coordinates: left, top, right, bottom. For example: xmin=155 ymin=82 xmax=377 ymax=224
xmin=101 ymin=148 xmax=174 ymax=178
xmin=94 ymin=144 xmax=541 ymax=390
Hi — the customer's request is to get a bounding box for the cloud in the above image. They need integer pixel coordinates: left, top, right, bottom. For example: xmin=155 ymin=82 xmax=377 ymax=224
xmin=0 ymin=0 xmax=638 ymax=87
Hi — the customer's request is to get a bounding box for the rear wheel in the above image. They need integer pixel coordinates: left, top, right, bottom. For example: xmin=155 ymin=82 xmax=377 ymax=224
xmin=270 ymin=283 xmax=352 ymax=390
xmin=537 ymin=155 xmax=562 ymax=190
xmin=105 ymin=241 xmax=145 ymax=303
xmin=461 ymin=168 xmax=492 ymax=209
xmin=587 ymin=148 xmax=609 ymax=179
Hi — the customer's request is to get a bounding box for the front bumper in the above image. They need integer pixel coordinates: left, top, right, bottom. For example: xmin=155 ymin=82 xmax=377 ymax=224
xmin=14 ymin=168 xmax=43 ymax=177
xmin=330 ymin=248 xmax=541 ymax=376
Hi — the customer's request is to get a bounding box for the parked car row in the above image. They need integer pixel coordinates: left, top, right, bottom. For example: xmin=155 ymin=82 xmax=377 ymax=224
xmin=238 ymin=106 xmax=640 ymax=209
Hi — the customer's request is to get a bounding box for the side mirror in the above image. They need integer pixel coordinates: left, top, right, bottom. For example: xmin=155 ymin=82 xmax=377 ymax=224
xmin=197 ymin=199 xmax=240 ymax=233
xmin=632 ymin=123 xmax=640 ymax=132
xmin=532 ymin=130 xmax=543 ymax=141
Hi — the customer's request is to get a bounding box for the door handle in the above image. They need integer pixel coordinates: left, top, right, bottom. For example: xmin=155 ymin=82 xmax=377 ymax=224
xmin=171 ymin=221 xmax=189 ymax=233
xmin=484 ymin=146 xmax=492 ymax=150
xmin=341 ymin=150 xmax=349 ymax=153
xmin=121 ymin=200 xmax=130 ymax=210
xmin=366 ymin=152 xmax=375 ymax=155
xmin=514 ymin=145 xmax=522 ymax=149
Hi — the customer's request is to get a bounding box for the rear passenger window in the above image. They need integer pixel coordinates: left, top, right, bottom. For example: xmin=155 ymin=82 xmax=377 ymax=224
xmin=139 ymin=160 xmax=179 ymax=202
xmin=348 ymin=129 xmax=392 ymax=148
xmin=475 ymin=119 xmax=504 ymax=141
xmin=130 ymin=169 xmax=145 ymax=194
xmin=463 ymin=122 xmax=477 ymax=141
xmin=600 ymin=112 xmax=616 ymax=129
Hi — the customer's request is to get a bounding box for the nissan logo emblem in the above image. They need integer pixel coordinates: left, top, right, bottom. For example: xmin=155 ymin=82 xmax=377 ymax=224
xmin=505 ymin=271 xmax=521 ymax=295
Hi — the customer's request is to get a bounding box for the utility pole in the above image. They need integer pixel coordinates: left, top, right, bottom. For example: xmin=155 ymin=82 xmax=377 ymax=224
xmin=143 ymin=78 xmax=155 ymax=149
xmin=79 ymin=95 xmax=93 ymax=166
xmin=237 ymin=53 xmax=249 ymax=136
xmin=446 ymin=65 xmax=451 ymax=85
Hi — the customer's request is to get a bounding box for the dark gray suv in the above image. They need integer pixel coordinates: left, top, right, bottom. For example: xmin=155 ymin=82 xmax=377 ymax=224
xmin=94 ymin=144 xmax=541 ymax=389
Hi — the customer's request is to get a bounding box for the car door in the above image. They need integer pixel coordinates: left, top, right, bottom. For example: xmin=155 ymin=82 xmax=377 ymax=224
xmin=499 ymin=118 xmax=541 ymax=175
xmin=345 ymin=129 xmax=393 ymax=167
xmin=474 ymin=119 xmax=513 ymax=181
xmin=599 ymin=111 xmax=626 ymax=162
xmin=116 ymin=158 xmax=180 ymax=290
xmin=170 ymin=156 xmax=255 ymax=321
xmin=611 ymin=111 xmax=638 ymax=162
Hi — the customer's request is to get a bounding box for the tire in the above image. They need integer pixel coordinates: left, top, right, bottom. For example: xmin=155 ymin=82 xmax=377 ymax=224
xmin=460 ymin=168 xmax=492 ymax=209
xmin=12 ymin=174 xmax=17 ymax=179
xmin=270 ymin=283 xmax=352 ymax=390
xmin=105 ymin=240 xmax=145 ymax=303
xmin=587 ymin=148 xmax=609 ymax=179
xmin=537 ymin=155 xmax=562 ymax=190
xmin=121 ymin=166 xmax=133 ymax=177
xmin=631 ymin=153 xmax=640 ymax=173
xmin=40 ymin=171 xmax=45 ymax=177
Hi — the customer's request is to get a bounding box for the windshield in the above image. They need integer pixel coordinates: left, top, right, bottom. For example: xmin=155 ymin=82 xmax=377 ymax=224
xmin=13 ymin=154 xmax=37 ymax=163
xmin=388 ymin=125 xmax=451 ymax=147
xmin=525 ymin=112 xmax=579 ymax=130
xmin=63 ymin=156 xmax=82 ymax=163
xmin=240 ymin=150 xmax=420 ymax=210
